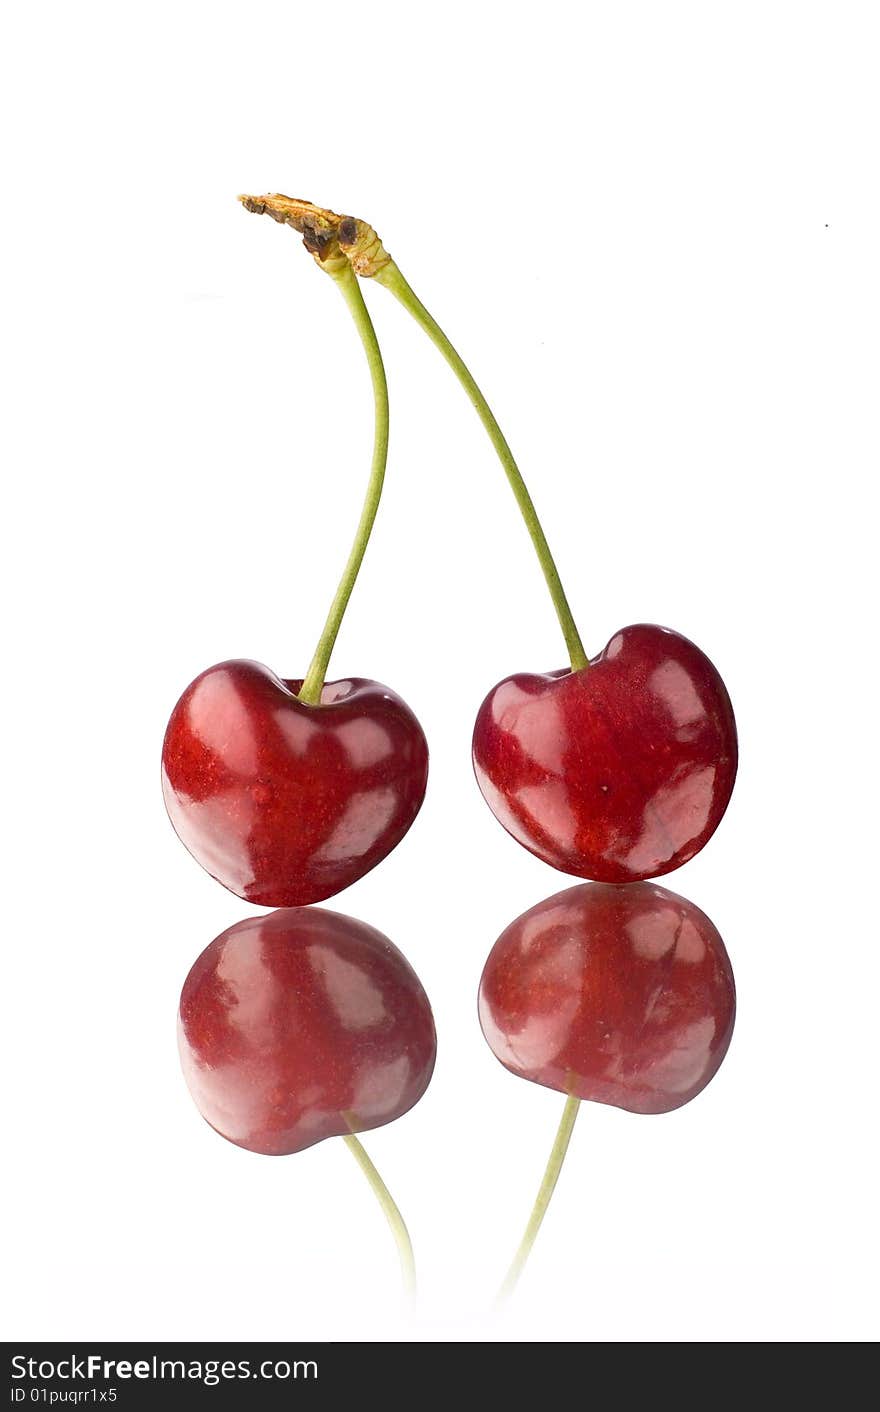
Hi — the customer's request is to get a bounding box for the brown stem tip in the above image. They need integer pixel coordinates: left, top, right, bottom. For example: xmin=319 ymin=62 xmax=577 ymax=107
xmin=239 ymin=194 xmax=392 ymax=279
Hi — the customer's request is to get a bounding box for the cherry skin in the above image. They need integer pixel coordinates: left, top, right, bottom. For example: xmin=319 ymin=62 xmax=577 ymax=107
xmin=162 ymin=660 xmax=429 ymax=907
xmin=472 ymin=623 xmax=737 ymax=883
xmin=479 ymin=881 xmax=735 ymax=1114
xmin=179 ymin=906 xmax=437 ymax=1155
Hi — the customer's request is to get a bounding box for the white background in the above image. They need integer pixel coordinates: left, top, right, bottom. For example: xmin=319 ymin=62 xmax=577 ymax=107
xmin=3 ymin=1 xmax=878 ymax=1345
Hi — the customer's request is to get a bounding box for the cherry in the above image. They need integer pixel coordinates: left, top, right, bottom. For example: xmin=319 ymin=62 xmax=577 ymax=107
xmin=479 ymin=880 xmax=735 ymax=1115
xmin=162 ymin=660 xmax=429 ymax=907
xmin=162 ymin=228 xmax=429 ymax=908
xmin=179 ymin=905 xmax=437 ymax=1156
xmin=472 ymin=624 xmax=737 ymax=883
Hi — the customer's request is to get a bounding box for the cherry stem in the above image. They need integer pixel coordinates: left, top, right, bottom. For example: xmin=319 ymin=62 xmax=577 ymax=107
xmin=374 ymin=262 xmax=589 ymax=674
xmin=298 ymin=262 xmax=389 ymax=706
xmin=498 ymin=1094 xmax=580 ymax=1302
xmin=343 ymin=1133 xmax=416 ymax=1303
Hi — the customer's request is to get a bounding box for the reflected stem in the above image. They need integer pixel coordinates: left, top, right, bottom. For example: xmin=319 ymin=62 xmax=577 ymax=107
xmin=343 ymin=1133 xmax=416 ymax=1304
xmin=498 ymin=1094 xmax=581 ymax=1302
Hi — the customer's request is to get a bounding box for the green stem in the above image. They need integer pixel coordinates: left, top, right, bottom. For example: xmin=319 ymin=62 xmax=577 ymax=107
xmin=343 ymin=1133 xmax=416 ymax=1303
xmin=298 ymin=263 xmax=389 ymax=705
xmin=498 ymin=1094 xmax=580 ymax=1302
xmin=375 ymin=261 xmax=588 ymax=673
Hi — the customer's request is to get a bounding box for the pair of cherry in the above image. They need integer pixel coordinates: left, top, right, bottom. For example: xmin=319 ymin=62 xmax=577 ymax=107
xmin=164 ymin=196 xmax=738 ymax=1298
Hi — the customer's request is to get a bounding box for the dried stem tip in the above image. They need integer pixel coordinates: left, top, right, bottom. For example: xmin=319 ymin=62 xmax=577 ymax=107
xmin=239 ymin=194 xmax=392 ymax=279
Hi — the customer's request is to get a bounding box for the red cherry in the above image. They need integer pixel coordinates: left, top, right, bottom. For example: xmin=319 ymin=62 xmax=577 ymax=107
xmin=162 ymin=660 xmax=429 ymax=907
xmin=472 ymin=623 xmax=737 ymax=883
xmin=479 ymin=881 xmax=735 ymax=1115
xmin=179 ymin=906 xmax=437 ymax=1155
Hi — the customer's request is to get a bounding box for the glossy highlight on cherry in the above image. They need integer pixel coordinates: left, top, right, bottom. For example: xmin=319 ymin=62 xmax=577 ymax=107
xmin=179 ymin=905 xmax=437 ymax=1156
xmin=479 ymin=880 xmax=735 ymax=1115
xmin=473 ymin=623 xmax=737 ymax=884
xmin=162 ymin=660 xmax=429 ymax=907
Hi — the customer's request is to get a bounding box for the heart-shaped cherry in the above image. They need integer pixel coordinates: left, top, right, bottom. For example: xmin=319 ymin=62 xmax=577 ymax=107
xmin=479 ymin=879 xmax=735 ymax=1115
xmin=162 ymin=660 xmax=429 ymax=907
xmin=472 ymin=624 xmax=737 ymax=884
xmin=179 ymin=904 xmax=437 ymax=1155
